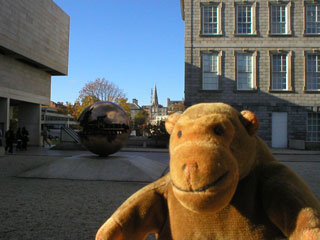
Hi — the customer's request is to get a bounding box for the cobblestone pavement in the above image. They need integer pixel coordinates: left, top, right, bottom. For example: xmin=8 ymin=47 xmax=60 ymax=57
xmin=0 ymin=151 xmax=319 ymax=240
xmin=0 ymin=155 xmax=152 ymax=240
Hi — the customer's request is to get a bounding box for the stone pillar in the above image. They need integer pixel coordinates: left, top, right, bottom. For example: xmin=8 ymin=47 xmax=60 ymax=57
xmin=0 ymin=97 xmax=9 ymax=154
xmin=0 ymin=97 xmax=10 ymax=131
xmin=18 ymin=102 xmax=41 ymax=146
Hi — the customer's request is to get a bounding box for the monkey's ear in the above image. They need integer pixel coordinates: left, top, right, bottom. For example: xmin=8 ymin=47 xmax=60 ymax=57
xmin=240 ymin=110 xmax=259 ymax=136
xmin=165 ymin=112 xmax=182 ymax=135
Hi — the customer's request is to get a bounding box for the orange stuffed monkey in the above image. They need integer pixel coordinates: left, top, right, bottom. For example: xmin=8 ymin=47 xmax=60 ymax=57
xmin=96 ymin=103 xmax=320 ymax=240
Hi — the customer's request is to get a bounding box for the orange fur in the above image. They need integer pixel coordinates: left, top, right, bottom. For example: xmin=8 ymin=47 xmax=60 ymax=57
xmin=96 ymin=103 xmax=320 ymax=240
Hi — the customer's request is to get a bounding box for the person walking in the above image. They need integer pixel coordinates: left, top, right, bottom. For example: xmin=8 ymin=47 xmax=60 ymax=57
xmin=0 ymin=128 xmax=3 ymax=147
xmin=16 ymin=128 xmax=22 ymax=151
xmin=5 ymin=128 xmax=14 ymax=154
xmin=21 ymin=127 xmax=29 ymax=150
xmin=42 ymin=127 xmax=51 ymax=147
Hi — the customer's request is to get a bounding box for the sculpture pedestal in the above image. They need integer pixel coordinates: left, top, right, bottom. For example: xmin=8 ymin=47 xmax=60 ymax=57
xmin=18 ymin=152 xmax=168 ymax=182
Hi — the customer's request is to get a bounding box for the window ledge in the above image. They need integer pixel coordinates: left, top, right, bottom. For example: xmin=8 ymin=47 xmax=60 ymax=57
xmin=268 ymin=33 xmax=293 ymax=37
xmin=303 ymin=33 xmax=320 ymax=37
xmin=233 ymin=89 xmax=258 ymax=93
xmin=268 ymin=90 xmax=295 ymax=93
xmin=233 ymin=33 xmax=259 ymax=37
xmin=304 ymin=90 xmax=320 ymax=93
xmin=200 ymin=34 xmax=224 ymax=37
xmin=199 ymin=89 xmax=223 ymax=93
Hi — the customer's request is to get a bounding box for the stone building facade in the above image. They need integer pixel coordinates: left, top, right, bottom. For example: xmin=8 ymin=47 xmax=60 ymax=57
xmin=180 ymin=0 xmax=320 ymax=149
xmin=129 ymin=99 xmax=142 ymax=120
xmin=0 ymin=0 xmax=69 ymax=146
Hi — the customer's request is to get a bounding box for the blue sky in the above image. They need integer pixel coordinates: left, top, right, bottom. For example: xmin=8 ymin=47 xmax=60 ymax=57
xmin=52 ymin=0 xmax=185 ymax=107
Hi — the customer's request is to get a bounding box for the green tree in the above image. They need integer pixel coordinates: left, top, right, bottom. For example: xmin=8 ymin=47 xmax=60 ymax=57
xmin=133 ymin=110 xmax=149 ymax=135
xmin=145 ymin=121 xmax=169 ymax=148
xmin=134 ymin=110 xmax=149 ymax=126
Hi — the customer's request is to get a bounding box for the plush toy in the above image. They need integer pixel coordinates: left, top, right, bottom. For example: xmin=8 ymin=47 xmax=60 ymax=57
xmin=96 ymin=103 xmax=320 ymax=240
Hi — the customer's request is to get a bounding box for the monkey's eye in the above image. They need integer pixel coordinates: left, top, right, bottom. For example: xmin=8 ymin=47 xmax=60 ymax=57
xmin=213 ymin=125 xmax=224 ymax=136
xmin=177 ymin=130 xmax=182 ymax=138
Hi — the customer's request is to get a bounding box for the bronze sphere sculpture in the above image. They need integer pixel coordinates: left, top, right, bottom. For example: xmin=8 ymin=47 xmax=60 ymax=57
xmin=78 ymin=101 xmax=130 ymax=156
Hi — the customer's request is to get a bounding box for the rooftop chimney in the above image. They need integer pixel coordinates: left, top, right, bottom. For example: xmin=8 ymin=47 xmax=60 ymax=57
xmin=133 ymin=99 xmax=138 ymax=105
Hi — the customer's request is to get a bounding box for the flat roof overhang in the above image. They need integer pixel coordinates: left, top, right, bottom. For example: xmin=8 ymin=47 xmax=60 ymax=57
xmin=0 ymin=46 xmax=65 ymax=76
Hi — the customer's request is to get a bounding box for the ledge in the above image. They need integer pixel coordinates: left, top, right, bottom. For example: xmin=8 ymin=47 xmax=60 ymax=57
xmin=303 ymin=33 xmax=320 ymax=37
xmin=268 ymin=90 xmax=295 ymax=93
xmin=233 ymin=33 xmax=259 ymax=37
xmin=304 ymin=90 xmax=320 ymax=94
xmin=199 ymin=34 xmax=224 ymax=38
xmin=268 ymin=33 xmax=294 ymax=37
xmin=198 ymin=89 xmax=223 ymax=93
xmin=233 ymin=89 xmax=258 ymax=93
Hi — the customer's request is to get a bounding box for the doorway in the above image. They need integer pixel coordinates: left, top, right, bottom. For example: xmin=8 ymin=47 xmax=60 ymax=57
xmin=272 ymin=112 xmax=288 ymax=148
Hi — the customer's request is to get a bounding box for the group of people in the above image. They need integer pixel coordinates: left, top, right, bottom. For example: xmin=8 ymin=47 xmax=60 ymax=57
xmin=0 ymin=126 xmax=53 ymax=154
xmin=3 ymin=127 xmax=29 ymax=154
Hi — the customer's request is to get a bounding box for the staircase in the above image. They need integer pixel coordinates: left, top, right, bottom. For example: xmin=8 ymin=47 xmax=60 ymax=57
xmin=60 ymin=127 xmax=80 ymax=143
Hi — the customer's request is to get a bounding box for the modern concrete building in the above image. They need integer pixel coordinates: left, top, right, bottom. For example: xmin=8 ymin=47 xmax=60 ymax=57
xmin=180 ymin=0 xmax=320 ymax=149
xmin=0 ymin=0 xmax=69 ymax=146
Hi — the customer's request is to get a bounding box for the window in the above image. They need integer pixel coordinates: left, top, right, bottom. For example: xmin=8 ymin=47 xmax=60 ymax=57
xmin=306 ymin=54 xmax=320 ymax=90
xmin=235 ymin=51 xmax=257 ymax=90
xmin=235 ymin=2 xmax=257 ymax=35
xmin=201 ymin=3 xmax=222 ymax=35
xmin=270 ymin=51 xmax=292 ymax=91
xmin=237 ymin=54 xmax=253 ymax=90
xmin=271 ymin=5 xmax=286 ymax=33
xmin=307 ymin=112 xmax=320 ymax=142
xmin=201 ymin=52 xmax=222 ymax=90
xmin=268 ymin=2 xmax=292 ymax=35
xmin=202 ymin=6 xmax=218 ymax=34
xmin=271 ymin=54 xmax=287 ymax=90
xmin=305 ymin=4 xmax=320 ymax=34
xmin=236 ymin=5 xmax=252 ymax=34
xmin=202 ymin=54 xmax=218 ymax=90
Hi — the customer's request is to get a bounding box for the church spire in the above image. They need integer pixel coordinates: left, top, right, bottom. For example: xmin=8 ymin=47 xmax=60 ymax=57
xmin=152 ymin=84 xmax=158 ymax=106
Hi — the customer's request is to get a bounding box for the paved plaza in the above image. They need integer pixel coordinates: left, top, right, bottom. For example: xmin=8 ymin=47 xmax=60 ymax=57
xmin=0 ymin=147 xmax=319 ymax=240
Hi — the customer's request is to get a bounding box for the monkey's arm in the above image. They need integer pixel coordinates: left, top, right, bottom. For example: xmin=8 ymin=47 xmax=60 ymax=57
xmin=96 ymin=174 xmax=170 ymax=240
xmin=261 ymin=162 xmax=320 ymax=240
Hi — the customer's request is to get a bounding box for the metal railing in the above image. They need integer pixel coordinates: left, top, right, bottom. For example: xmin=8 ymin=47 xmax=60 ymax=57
xmin=60 ymin=126 xmax=80 ymax=143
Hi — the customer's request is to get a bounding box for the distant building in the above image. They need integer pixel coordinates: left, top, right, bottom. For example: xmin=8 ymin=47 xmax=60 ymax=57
xmin=180 ymin=0 xmax=320 ymax=149
xmin=51 ymin=101 xmax=68 ymax=112
xmin=129 ymin=99 xmax=142 ymax=120
xmin=141 ymin=85 xmax=184 ymax=125
xmin=129 ymin=86 xmax=184 ymax=126
xmin=41 ymin=103 xmax=78 ymax=139
xmin=167 ymin=98 xmax=185 ymax=114
xmin=144 ymin=85 xmax=168 ymax=124
xmin=0 ymin=0 xmax=69 ymax=145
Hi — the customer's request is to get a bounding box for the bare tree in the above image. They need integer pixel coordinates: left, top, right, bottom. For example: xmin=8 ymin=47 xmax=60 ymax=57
xmin=78 ymin=78 xmax=126 ymax=103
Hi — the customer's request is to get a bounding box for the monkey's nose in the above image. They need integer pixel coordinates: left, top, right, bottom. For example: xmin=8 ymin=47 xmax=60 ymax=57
xmin=182 ymin=162 xmax=199 ymax=181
